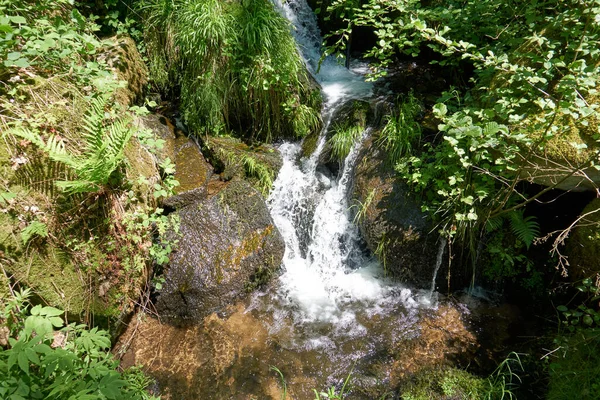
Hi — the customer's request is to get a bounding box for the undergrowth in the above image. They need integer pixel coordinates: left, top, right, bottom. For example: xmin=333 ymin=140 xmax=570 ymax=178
xmin=138 ymin=0 xmax=321 ymax=142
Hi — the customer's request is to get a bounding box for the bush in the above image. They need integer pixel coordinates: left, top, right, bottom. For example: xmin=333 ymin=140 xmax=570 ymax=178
xmin=0 ymin=289 xmax=158 ymax=400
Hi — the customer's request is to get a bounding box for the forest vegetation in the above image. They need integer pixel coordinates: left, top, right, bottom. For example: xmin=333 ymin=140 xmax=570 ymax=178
xmin=0 ymin=0 xmax=599 ymax=398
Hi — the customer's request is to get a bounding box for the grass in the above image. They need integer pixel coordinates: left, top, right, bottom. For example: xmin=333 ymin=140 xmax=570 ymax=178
xmin=140 ymin=0 xmax=320 ymax=142
xmin=377 ymin=92 xmax=423 ymax=165
xmin=329 ymin=122 xmax=363 ymax=160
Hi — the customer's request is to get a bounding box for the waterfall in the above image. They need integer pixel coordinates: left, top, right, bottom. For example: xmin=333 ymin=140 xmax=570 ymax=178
xmin=429 ymin=238 xmax=447 ymax=299
xmin=264 ymin=0 xmax=431 ymax=327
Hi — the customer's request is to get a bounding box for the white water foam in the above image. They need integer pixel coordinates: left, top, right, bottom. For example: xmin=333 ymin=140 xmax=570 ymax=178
xmin=265 ymin=0 xmax=433 ymax=326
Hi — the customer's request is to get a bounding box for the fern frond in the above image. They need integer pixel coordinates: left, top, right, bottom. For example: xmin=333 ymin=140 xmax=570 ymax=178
xmin=509 ymin=210 xmax=540 ymax=249
xmin=7 ymin=127 xmax=45 ymax=148
xmin=81 ymin=97 xmax=108 ymax=155
xmin=485 ymin=215 xmax=503 ymax=232
xmin=21 ymin=220 xmax=48 ymax=245
xmin=9 ymin=127 xmax=77 ymax=168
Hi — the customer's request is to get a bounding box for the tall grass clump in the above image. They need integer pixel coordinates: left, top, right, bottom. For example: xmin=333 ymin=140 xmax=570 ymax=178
xmin=329 ymin=122 xmax=363 ymax=160
xmin=140 ymin=0 xmax=321 ymax=142
xmin=378 ymin=93 xmax=423 ymax=165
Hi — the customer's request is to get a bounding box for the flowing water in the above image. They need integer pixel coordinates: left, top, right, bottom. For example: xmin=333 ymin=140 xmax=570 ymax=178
xmin=119 ymin=2 xmax=504 ymax=398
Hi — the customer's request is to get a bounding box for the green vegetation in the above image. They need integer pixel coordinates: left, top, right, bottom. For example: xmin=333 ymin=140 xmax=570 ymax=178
xmin=0 ymin=0 xmax=177 ymax=393
xmin=377 ymin=93 xmax=423 ymax=165
xmin=401 ymin=353 xmax=523 ymax=400
xmin=0 ymin=289 xmax=157 ymax=400
xmin=139 ymin=0 xmax=321 ymax=142
xmin=322 ymin=0 xmax=600 ymax=286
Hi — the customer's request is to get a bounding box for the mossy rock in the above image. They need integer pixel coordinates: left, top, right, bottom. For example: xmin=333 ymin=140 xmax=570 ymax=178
xmin=155 ymin=180 xmax=285 ymax=325
xmin=133 ymin=114 xmax=177 ymax=164
xmin=124 ymin=137 xmax=160 ymax=199
xmin=564 ymin=198 xmax=600 ymax=280
xmin=203 ymin=136 xmax=281 ymax=196
xmin=399 ymin=367 xmax=487 ymax=400
xmin=0 ymin=209 xmax=137 ymax=329
xmin=351 ymin=135 xmax=444 ymax=288
xmin=314 ymin=99 xmax=373 ymax=175
xmin=99 ymin=35 xmax=148 ymax=107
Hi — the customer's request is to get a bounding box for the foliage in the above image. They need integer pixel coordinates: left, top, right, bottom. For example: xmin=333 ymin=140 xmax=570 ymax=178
xmin=9 ymin=96 xmax=133 ymax=194
xmin=547 ymin=328 xmax=600 ymax=400
xmin=328 ymin=122 xmax=363 ymax=160
xmin=138 ymin=0 xmax=321 ymax=142
xmin=313 ymin=369 xmax=353 ymax=399
xmin=20 ymin=220 xmax=48 ymax=246
xmin=0 ymin=289 xmax=158 ymax=400
xmin=377 ymin=93 xmax=423 ymax=165
xmin=322 ymin=0 xmax=600 ymax=283
xmin=242 ymin=155 xmax=275 ymax=196
xmin=0 ymin=0 xmax=179 ymax=322
xmin=401 ymin=353 xmax=523 ymax=399
xmin=557 ymin=277 xmax=600 ymax=330
xmin=270 ymin=366 xmax=287 ymax=400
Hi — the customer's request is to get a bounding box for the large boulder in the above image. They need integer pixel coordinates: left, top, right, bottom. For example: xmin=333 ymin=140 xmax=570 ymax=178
xmin=351 ymin=136 xmax=442 ymax=288
xmin=155 ymin=180 xmax=285 ymax=324
xmin=99 ymin=35 xmax=148 ymax=107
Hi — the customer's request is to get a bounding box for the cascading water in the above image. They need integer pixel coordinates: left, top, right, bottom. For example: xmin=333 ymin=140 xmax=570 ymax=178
xmin=260 ymin=0 xmax=432 ymax=333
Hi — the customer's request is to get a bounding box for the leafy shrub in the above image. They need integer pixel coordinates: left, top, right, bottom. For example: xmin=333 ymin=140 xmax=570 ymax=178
xmin=0 ymin=289 xmax=158 ymax=400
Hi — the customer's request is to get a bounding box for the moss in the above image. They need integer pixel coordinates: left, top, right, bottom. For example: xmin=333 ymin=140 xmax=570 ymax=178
xmin=173 ymin=136 xmax=212 ymax=194
xmin=301 ymin=131 xmax=319 ymax=158
xmin=204 ymin=136 xmax=281 ymax=195
xmin=124 ymin=137 xmax=159 ymax=198
xmin=100 ymin=35 xmax=149 ymax=107
xmin=400 ymin=367 xmax=487 ymax=400
xmin=547 ymin=329 xmax=600 ymax=400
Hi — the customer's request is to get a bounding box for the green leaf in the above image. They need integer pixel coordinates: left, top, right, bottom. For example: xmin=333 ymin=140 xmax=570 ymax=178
xmin=8 ymin=16 xmax=27 ymax=24
xmin=556 ymin=305 xmax=568 ymax=312
xmin=7 ymin=52 xmax=21 ymax=60
xmin=17 ymin=352 xmax=29 ymax=374
xmin=40 ymin=306 xmax=64 ymax=317
xmin=9 ymin=58 xmax=30 ymax=68
xmin=433 ymin=103 xmax=448 ymax=117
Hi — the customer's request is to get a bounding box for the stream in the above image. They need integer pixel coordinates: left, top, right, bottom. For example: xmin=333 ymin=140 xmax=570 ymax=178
xmin=117 ymin=1 xmax=517 ymax=398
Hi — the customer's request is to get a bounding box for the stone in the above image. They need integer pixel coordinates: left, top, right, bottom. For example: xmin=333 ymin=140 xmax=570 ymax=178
xmin=99 ymin=35 xmax=148 ymax=107
xmin=155 ymin=180 xmax=285 ymax=324
xmin=162 ymin=136 xmax=213 ymax=209
xmin=351 ymin=135 xmax=442 ymax=288
xmin=202 ymin=136 xmax=282 ymax=195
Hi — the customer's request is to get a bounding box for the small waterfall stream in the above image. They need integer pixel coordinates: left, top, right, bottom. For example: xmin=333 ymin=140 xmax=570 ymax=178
xmin=264 ymin=0 xmax=431 ymax=328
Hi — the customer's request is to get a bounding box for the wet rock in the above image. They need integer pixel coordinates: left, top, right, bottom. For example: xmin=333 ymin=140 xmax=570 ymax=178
xmin=202 ymin=136 xmax=282 ymax=195
xmin=351 ymin=135 xmax=441 ymax=288
xmin=134 ymin=114 xmax=177 ymax=164
xmin=156 ymin=180 xmax=285 ymax=324
xmin=116 ymin=305 xmax=291 ymax=400
xmin=163 ymin=136 xmax=213 ymax=209
xmin=564 ymin=198 xmax=600 ymax=280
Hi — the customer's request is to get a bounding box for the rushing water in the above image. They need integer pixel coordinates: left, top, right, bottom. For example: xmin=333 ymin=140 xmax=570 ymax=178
xmin=264 ymin=0 xmax=432 ymax=326
xmin=117 ymin=3 xmax=516 ymax=397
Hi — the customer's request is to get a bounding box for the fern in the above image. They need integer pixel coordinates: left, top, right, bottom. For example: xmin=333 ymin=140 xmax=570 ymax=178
xmin=21 ymin=220 xmax=48 ymax=245
xmin=8 ymin=97 xmax=133 ymax=194
xmin=508 ymin=210 xmax=540 ymax=249
xmin=0 ymin=191 xmax=16 ymax=205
